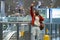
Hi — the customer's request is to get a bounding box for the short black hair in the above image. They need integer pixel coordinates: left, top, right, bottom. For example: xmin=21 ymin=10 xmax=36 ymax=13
xmin=35 ymin=10 xmax=39 ymax=16
xmin=33 ymin=8 xmax=39 ymax=16
xmin=35 ymin=11 xmax=39 ymax=16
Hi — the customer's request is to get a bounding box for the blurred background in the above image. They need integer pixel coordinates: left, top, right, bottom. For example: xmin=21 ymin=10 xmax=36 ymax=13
xmin=0 ymin=0 xmax=60 ymax=40
xmin=0 ymin=0 xmax=60 ymax=16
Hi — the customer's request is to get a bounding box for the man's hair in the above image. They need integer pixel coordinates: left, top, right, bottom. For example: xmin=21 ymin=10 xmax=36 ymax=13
xmin=34 ymin=9 xmax=39 ymax=16
xmin=35 ymin=11 xmax=39 ymax=16
xmin=33 ymin=8 xmax=39 ymax=16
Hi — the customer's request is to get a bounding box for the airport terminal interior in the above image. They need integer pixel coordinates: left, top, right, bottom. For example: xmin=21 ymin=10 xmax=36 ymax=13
xmin=0 ymin=0 xmax=60 ymax=40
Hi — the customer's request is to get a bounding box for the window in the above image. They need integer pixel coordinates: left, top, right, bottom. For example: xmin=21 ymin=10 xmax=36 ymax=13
xmin=51 ymin=8 xmax=60 ymax=18
xmin=50 ymin=8 xmax=60 ymax=23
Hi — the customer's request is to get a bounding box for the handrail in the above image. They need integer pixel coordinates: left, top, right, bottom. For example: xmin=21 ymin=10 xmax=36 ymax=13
xmin=0 ymin=21 xmax=60 ymax=24
xmin=0 ymin=21 xmax=31 ymax=24
xmin=4 ymin=31 xmax=16 ymax=40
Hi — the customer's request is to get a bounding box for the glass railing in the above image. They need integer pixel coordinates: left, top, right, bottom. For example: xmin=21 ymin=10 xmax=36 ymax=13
xmin=0 ymin=22 xmax=60 ymax=40
xmin=45 ymin=23 xmax=60 ymax=40
xmin=0 ymin=22 xmax=31 ymax=40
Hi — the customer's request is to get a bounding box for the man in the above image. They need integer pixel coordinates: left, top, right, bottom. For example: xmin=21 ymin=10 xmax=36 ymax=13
xmin=30 ymin=2 xmax=44 ymax=40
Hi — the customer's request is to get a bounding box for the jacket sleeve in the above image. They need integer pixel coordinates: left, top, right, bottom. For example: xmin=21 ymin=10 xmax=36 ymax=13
xmin=30 ymin=6 xmax=34 ymax=17
xmin=39 ymin=15 xmax=44 ymax=21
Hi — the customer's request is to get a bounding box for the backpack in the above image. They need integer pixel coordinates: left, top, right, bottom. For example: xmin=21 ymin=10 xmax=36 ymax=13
xmin=39 ymin=21 xmax=44 ymax=30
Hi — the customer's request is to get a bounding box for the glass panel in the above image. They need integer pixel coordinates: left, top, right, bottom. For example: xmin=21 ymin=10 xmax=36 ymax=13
xmin=45 ymin=24 xmax=51 ymax=35
xmin=3 ymin=23 xmax=17 ymax=40
xmin=45 ymin=23 xmax=60 ymax=40
xmin=38 ymin=8 xmax=47 ymax=18
xmin=19 ymin=23 xmax=30 ymax=40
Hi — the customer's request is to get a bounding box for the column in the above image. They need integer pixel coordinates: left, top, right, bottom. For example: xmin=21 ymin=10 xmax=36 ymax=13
xmin=1 ymin=0 xmax=5 ymax=17
xmin=0 ymin=23 xmax=3 ymax=40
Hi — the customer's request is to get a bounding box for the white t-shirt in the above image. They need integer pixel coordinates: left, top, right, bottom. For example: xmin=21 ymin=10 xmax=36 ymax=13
xmin=34 ymin=16 xmax=40 ymax=26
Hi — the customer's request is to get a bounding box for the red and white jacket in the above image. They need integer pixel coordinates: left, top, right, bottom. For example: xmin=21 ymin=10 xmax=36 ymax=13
xmin=30 ymin=6 xmax=44 ymax=26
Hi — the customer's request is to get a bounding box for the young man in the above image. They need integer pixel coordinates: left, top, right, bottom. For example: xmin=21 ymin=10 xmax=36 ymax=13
xmin=30 ymin=3 xmax=44 ymax=40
